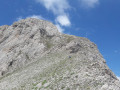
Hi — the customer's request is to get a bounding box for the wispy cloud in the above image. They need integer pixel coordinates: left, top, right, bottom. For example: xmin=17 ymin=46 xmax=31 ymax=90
xmin=117 ymin=76 xmax=120 ymax=80
xmin=16 ymin=15 xmax=45 ymax=21
xmin=27 ymin=15 xmax=45 ymax=20
xmin=16 ymin=16 xmax=23 ymax=21
xmin=55 ymin=15 xmax=71 ymax=27
xmin=80 ymin=0 xmax=99 ymax=8
xmin=35 ymin=0 xmax=71 ymax=32
xmin=55 ymin=24 xmax=64 ymax=32
xmin=36 ymin=0 xmax=70 ymax=15
xmin=114 ymin=50 xmax=120 ymax=54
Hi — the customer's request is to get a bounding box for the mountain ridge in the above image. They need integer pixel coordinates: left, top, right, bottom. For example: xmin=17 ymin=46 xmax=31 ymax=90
xmin=0 ymin=18 xmax=120 ymax=90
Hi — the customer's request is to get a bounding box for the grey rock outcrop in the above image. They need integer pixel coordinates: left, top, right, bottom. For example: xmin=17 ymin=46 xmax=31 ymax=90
xmin=0 ymin=18 xmax=120 ymax=90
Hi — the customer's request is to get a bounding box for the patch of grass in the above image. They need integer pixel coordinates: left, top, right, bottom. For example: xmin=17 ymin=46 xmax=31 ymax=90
xmin=46 ymin=41 xmax=53 ymax=49
xmin=94 ymin=82 xmax=104 ymax=87
xmin=21 ymin=85 xmax=25 ymax=89
xmin=67 ymin=37 xmax=74 ymax=43
xmin=66 ymin=87 xmax=70 ymax=90
xmin=71 ymin=72 xmax=74 ymax=75
xmin=86 ymin=74 xmax=90 ymax=77
xmin=42 ymin=80 xmax=47 ymax=85
xmin=45 ymin=85 xmax=50 ymax=88
xmin=64 ymin=35 xmax=74 ymax=43
xmin=34 ymin=87 xmax=38 ymax=90
xmin=61 ymin=86 xmax=65 ymax=89
xmin=32 ymin=83 xmax=38 ymax=86
xmin=87 ymin=87 xmax=90 ymax=90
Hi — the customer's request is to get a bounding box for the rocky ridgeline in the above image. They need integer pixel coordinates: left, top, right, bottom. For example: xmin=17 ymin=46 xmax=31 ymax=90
xmin=0 ymin=18 xmax=120 ymax=90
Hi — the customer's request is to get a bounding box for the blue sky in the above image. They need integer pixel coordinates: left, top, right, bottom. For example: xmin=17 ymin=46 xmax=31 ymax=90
xmin=0 ymin=0 xmax=120 ymax=78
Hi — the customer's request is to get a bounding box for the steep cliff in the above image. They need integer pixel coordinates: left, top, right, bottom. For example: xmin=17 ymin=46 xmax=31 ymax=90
xmin=0 ymin=18 xmax=120 ymax=90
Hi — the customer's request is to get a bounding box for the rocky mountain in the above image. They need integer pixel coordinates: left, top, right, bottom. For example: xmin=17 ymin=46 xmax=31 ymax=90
xmin=0 ymin=18 xmax=120 ymax=90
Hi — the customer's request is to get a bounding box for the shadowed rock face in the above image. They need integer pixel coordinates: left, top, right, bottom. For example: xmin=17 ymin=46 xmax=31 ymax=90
xmin=0 ymin=18 xmax=120 ymax=90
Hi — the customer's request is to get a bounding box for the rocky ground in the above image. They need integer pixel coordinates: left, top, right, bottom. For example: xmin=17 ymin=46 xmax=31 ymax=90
xmin=0 ymin=18 xmax=120 ymax=90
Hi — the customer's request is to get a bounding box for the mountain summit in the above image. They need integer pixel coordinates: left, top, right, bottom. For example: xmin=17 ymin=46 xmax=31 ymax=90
xmin=0 ymin=18 xmax=120 ymax=90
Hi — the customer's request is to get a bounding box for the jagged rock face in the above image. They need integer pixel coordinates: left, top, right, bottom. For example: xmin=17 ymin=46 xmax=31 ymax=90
xmin=0 ymin=18 xmax=61 ymax=76
xmin=0 ymin=18 xmax=120 ymax=90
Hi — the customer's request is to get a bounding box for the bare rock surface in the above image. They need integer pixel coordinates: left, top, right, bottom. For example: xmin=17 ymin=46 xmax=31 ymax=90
xmin=0 ymin=18 xmax=120 ymax=90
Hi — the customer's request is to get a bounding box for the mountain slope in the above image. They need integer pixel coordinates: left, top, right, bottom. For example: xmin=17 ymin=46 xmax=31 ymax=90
xmin=0 ymin=18 xmax=120 ymax=90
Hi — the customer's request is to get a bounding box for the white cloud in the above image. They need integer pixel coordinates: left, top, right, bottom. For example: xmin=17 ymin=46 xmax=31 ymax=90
xmin=36 ymin=0 xmax=70 ymax=15
xmin=55 ymin=24 xmax=64 ymax=32
xmin=16 ymin=16 xmax=23 ymax=21
xmin=80 ymin=0 xmax=99 ymax=8
xmin=35 ymin=0 xmax=71 ymax=33
xmin=56 ymin=15 xmax=71 ymax=27
xmin=27 ymin=15 xmax=45 ymax=20
xmin=117 ymin=76 xmax=120 ymax=80
xmin=16 ymin=15 xmax=45 ymax=21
